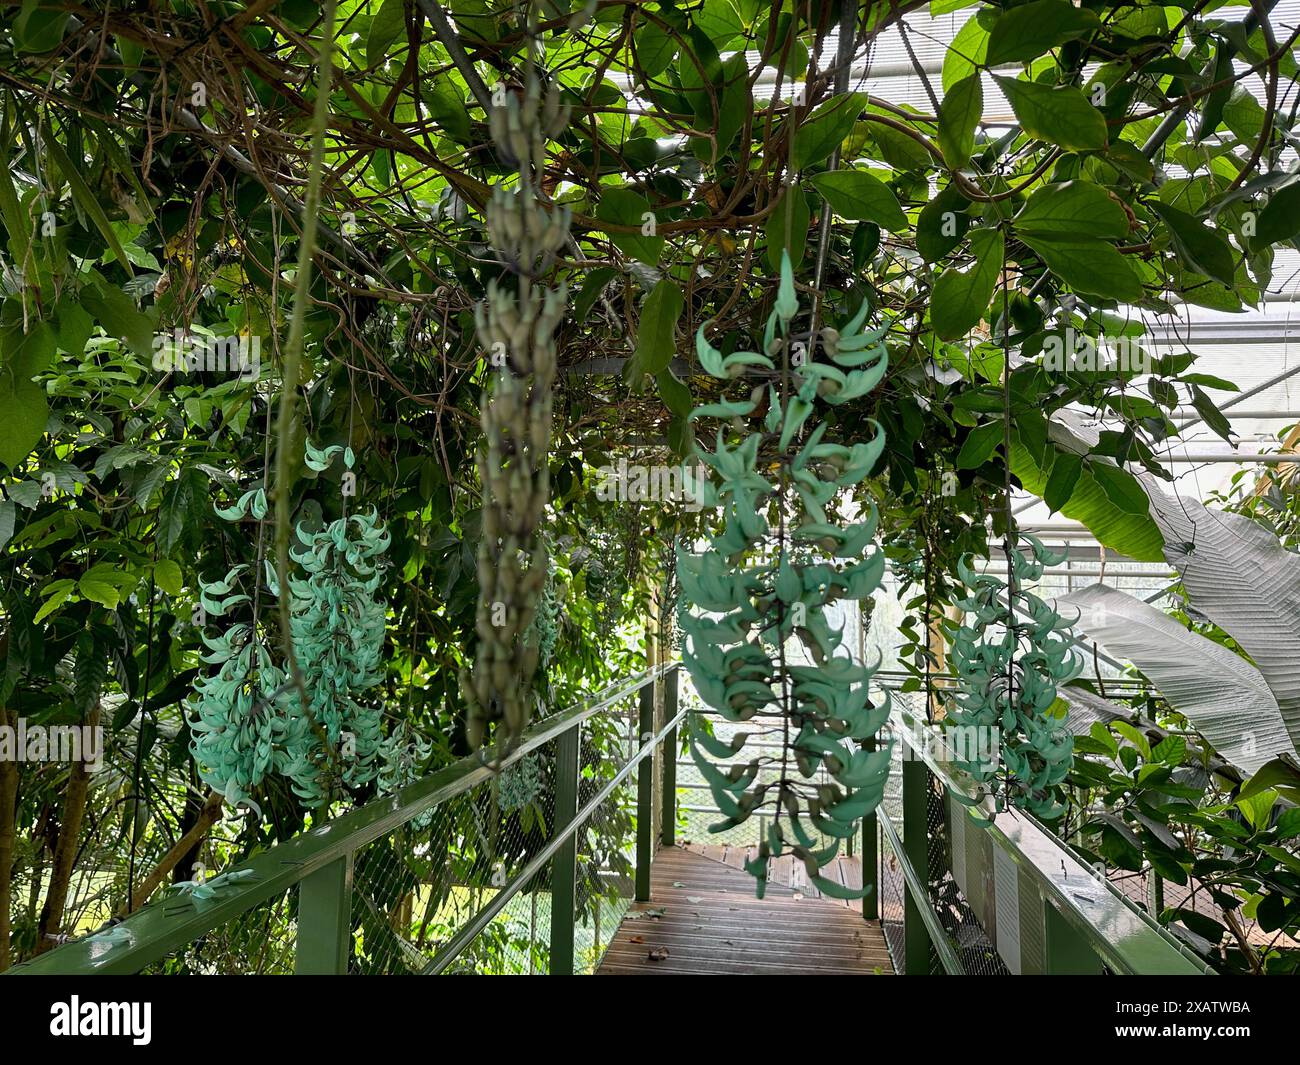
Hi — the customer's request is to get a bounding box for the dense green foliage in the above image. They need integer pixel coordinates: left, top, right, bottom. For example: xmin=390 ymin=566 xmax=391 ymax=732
xmin=2 ymin=0 xmax=1300 ymax=973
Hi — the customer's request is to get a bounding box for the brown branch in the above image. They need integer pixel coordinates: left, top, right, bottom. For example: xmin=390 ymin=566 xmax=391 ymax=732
xmin=117 ymin=790 xmax=224 ymax=917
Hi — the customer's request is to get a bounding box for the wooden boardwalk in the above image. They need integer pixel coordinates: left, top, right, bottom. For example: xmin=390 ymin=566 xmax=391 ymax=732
xmin=596 ymin=845 xmax=894 ymax=975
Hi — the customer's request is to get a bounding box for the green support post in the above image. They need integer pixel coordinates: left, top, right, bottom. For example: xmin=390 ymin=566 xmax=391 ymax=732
xmin=862 ymin=738 xmax=878 ymax=921
xmin=661 ymin=666 xmax=678 ymax=847
xmin=901 ymin=756 xmax=932 ymax=974
xmin=549 ymin=721 xmax=580 ymax=975
xmin=1044 ymin=897 xmax=1103 ymax=974
xmin=635 ymin=680 xmax=655 ymax=901
xmin=295 ymin=853 xmax=353 ymax=974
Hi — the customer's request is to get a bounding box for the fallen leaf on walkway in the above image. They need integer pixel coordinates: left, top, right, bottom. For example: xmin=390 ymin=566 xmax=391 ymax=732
xmin=630 ymin=935 xmax=644 ymax=944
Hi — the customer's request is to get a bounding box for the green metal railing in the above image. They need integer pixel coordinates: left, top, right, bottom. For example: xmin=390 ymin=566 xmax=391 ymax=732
xmin=870 ymin=709 xmax=1211 ymax=976
xmin=10 ymin=664 xmax=682 ymax=976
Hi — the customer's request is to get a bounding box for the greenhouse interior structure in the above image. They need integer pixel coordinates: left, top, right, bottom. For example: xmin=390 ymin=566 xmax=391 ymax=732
xmin=4 ymin=0 xmax=1300 ymax=1006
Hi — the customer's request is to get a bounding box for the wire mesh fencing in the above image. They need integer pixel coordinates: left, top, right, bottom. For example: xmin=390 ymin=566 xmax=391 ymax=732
xmin=339 ymin=681 xmax=662 ymax=975
xmin=142 ymin=885 xmax=298 ymax=975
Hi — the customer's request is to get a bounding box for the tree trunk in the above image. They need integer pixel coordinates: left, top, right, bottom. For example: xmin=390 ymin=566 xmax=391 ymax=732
xmin=33 ymin=701 xmax=100 ymax=954
xmin=0 ymin=707 xmax=18 ymax=971
xmin=118 ymin=790 xmax=223 ymax=916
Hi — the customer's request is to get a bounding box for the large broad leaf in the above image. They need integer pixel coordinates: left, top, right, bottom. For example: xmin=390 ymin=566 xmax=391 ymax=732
xmin=625 ymin=279 xmax=684 ymax=387
xmin=366 ymin=0 xmax=407 ymax=68
xmin=1018 ymin=233 xmax=1143 ymax=301
xmin=1056 ymin=584 xmax=1296 ymax=775
xmin=595 ymin=188 xmax=663 ymax=266
xmin=809 ymin=170 xmax=905 ymax=230
xmin=943 ymin=12 xmax=991 ymax=91
xmin=792 ymin=93 xmax=865 ymax=172
xmin=1009 ymin=414 xmax=1164 ymax=561
xmin=995 ymin=76 xmax=1107 ymax=151
xmin=1014 ymin=180 xmax=1128 ymax=240
xmin=1253 ymin=182 xmax=1300 ymax=249
xmin=1148 ymin=201 xmax=1236 ymax=287
xmin=1061 ymin=685 xmax=1238 ymax=783
xmin=930 ymin=227 xmax=1003 ymax=340
xmin=986 ymin=0 xmax=1099 ymax=65
xmin=0 ymin=376 xmax=46 ymax=471
xmin=1137 ymin=473 xmax=1300 ymax=754
xmin=937 ymin=74 xmax=982 ymax=168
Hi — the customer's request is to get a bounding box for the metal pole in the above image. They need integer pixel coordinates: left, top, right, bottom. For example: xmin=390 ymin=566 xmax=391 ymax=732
xmin=548 ymin=722 xmax=580 ymax=975
xmin=660 ymin=666 xmax=679 ymax=847
xmin=901 ymin=757 xmax=932 ymax=974
xmin=295 ymin=853 xmax=353 ymax=974
xmin=635 ymin=681 xmax=656 ymax=901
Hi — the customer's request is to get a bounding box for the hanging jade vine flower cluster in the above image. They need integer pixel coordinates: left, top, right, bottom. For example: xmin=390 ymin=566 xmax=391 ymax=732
xmin=463 ymin=50 xmax=573 ymax=752
xmin=678 ymin=254 xmax=893 ymax=898
xmin=189 ymin=442 xmax=404 ymax=810
xmin=944 ymin=535 xmax=1082 ymax=819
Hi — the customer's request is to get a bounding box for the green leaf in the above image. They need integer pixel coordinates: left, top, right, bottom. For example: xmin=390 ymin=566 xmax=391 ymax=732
xmin=81 ymin=280 xmax=155 ymax=360
xmin=633 ymin=23 xmax=676 ymax=79
xmin=34 ymin=581 xmax=75 ymax=624
xmin=153 ymin=559 xmax=184 ymax=597
xmin=792 ymin=93 xmax=865 ymax=171
xmin=656 ymin=369 xmax=693 ymax=419
xmin=1253 ymin=182 xmax=1300 ymax=248
xmin=1149 ymin=201 xmax=1237 ymax=286
xmin=1018 ymin=233 xmax=1143 ymax=301
xmin=427 ymin=80 xmax=471 ymax=142
xmin=765 ymin=184 xmax=810 ymax=270
xmin=917 ymin=184 xmax=971 ymax=262
xmin=956 ymin=420 xmax=1003 ymax=469
xmin=78 ymin=571 xmax=121 ymax=610
xmin=944 ymin=12 xmax=991 ymax=91
xmin=595 ymin=188 xmax=663 ymax=266
xmin=574 ymin=266 xmax=617 ymax=324
xmin=937 ymin=74 xmax=982 ymax=168
xmin=1090 ymin=461 xmax=1149 ymax=514
xmin=2 ymin=321 xmax=56 ymax=378
xmin=366 ymin=0 xmax=407 ymax=68
xmin=38 ymin=122 xmax=135 ymax=275
xmin=809 ymin=170 xmax=905 ymax=230
xmin=0 ymin=500 xmax=14 ymax=551
xmin=930 ymin=227 xmax=1003 ymax=340
xmin=1011 ymin=434 xmax=1164 ymax=561
xmin=0 ymin=376 xmax=47 ymax=471
xmin=995 ymin=77 xmax=1107 ymax=151
xmin=13 ymin=6 xmax=69 ymax=54
xmin=1044 ymin=451 xmax=1081 ymax=514
xmin=1188 ymin=384 xmax=1232 ymax=444
xmin=627 ymin=279 xmax=685 ymax=386
xmin=0 ymin=130 xmax=31 ymax=266
xmin=986 ymin=0 xmax=1099 ymax=65
xmin=1014 ymin=181 xmax=1128 ymax=240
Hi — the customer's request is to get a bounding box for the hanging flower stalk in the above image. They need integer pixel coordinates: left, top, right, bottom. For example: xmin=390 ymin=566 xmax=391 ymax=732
xmin=189 ymin=444 xmax=399 ymax=810
xmin=462 ymin=45 xmax=572 ymax=751
xmin=944 ymin=535 xmax=1081 ymax=819
xmin=678 ymin=254 xmax=894 ymax=898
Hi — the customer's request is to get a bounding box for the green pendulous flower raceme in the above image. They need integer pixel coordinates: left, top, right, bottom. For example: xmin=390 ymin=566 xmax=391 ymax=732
xmin=944 ymin=535 xmax=1082 ymax=820
xmin=463 ymin=62 xmax=572 ymax=752
xmin=678 ymin=253 xmax=894 ymax=899
xmin=189 ymin=442 xmax=416 ymax=812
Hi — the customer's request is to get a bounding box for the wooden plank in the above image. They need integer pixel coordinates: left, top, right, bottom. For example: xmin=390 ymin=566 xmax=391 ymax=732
xmin=597 ymin=846 xmax=893 ymax=975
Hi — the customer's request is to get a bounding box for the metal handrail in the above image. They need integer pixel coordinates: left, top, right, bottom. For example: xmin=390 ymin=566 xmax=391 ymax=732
xmin=877 ymin=806 xmax=964 ymax=974
xmin=893 ymin=709 xmax=1209 ymax=976
xmin=423 ymin=698 xmax=688 ymax=973
xmin=9 ymin=663 xmax=677 ymax=976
